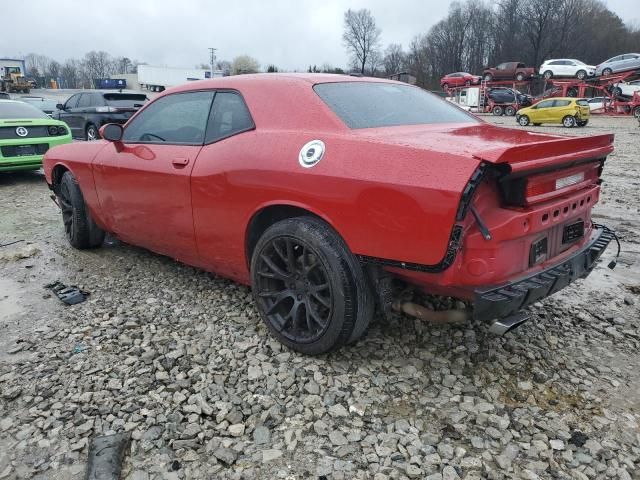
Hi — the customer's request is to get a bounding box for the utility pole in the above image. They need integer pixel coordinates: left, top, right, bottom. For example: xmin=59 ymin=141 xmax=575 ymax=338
xmin=209 ymin=47 xmax=217 ymax=79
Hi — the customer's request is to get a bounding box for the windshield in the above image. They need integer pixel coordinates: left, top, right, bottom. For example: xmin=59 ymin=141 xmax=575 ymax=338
xmin=21 ymin=98 xmax=58 ymax=111
xmin=0 ymin=101 xmax=49 ymax=119
xmin=314 ymin=82 xmax=477 ymax=129
xmin=104 ymin=93 xmax=148 ymax=107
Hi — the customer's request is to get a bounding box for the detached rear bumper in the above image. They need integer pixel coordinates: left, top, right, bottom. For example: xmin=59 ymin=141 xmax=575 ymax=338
xmin=473 ymin=225 xmax=614 ymax=322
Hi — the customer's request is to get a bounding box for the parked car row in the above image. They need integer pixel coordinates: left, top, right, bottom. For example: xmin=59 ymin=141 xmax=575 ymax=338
xmin=442 ymin=53 xmax=640 ymax=89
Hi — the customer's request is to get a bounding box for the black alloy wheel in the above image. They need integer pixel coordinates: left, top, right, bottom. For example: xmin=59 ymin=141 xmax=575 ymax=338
xmin=57 ymin=171 xmax=105 ymax=249
xmin=254 ymin=236 xmax=333 ymax=344
xmin=59 ymin=180 xmax=75 ymax=242
xmin=251 ymin=217 xmax=373 ymax=354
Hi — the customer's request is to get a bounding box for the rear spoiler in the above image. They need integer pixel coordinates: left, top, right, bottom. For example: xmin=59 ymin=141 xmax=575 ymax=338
xmin=473 ymin=134 xmax=614 ymax=175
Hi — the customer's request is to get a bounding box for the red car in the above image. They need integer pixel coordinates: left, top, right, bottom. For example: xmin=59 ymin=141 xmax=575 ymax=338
xmin=440 ymin=72 xmax=481 ymax=89
xmin=43 ymin=74 xmax=615 ymax=354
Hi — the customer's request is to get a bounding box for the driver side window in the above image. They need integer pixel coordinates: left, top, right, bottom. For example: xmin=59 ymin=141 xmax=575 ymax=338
xmin=123 ymin=91 xmax=215 ymax=144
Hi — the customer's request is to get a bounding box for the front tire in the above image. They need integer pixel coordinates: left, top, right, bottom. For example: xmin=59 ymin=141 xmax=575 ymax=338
xmin=85 ymin=124 xmax=99 ymax=141
xmin=577 ymin=120 xmax=589 ymax=127
xmin=576 ymin=70 xmax=586 ymax=80
xmin=516 ymin=72 xmax=525 ymax=81
xmin=518 ymin=115 xmax=530 ymax=126
xmin=483 ymin=73 xmax=492 ymax=82
xmin=492 ymin=105 xmax=504 ymax=116
xmin=633 ymin=106 xmax=640 ymax=119
xmin=562 ymin=115 xmax=576 ymax=128
xmin=251 ymin=217 xmax=373 ymax=355
xmin=57 ymin=171 xmax=105 ymax=249
xmin=543 ymin=70 xmax=553 ymax=80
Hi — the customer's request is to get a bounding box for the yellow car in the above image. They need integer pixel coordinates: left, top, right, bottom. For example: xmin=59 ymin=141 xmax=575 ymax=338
xmin=516 ymin=97 xmax=590 ymax=127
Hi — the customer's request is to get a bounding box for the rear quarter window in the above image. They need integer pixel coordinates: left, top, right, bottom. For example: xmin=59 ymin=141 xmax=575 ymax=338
xmin=314 ymin=82 xmax=477 ymax=129
xmin=577 ymin=100 xmax=589 ymax=106
xmin=104 ymin=94 xmax=148 ymax=107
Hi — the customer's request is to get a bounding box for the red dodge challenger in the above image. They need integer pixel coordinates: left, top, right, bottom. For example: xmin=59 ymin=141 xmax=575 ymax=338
xmin=43 ymin=74 xmax=616 ymax=354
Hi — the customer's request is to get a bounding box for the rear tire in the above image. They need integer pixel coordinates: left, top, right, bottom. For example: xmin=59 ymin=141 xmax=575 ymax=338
xmin=516 ymin=72 xmax=525 ymax=81
xmin=602 ymin=68 xmax=612 ymax=76
xmin=484 ymin=73 xmax=492 ymax=82
xmin=85 ymin=124 xmax=99 ymax=141
xmin=57 ymin=171 xmax=105 ymax=249
xmin=442 ymin=83 xmax=448 ymax=90
xmin=250 ymin=216 xmax=373 ymax=355
xmin=505 ymin=105 xmax=516 ymax=116
xmin=518 ymin=115 xmax=530 ymax=126
xmin=633 ymin=106 xmax=640 ymax=119
xmin=562 ymin=115 xmax=576 ymax=128
xmin=492 ymin=105 xmax=504 ymax=116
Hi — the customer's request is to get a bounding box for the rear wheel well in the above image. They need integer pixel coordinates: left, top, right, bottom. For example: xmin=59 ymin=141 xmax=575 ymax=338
xmin=246 ymin=205 xmax=323 ymax=266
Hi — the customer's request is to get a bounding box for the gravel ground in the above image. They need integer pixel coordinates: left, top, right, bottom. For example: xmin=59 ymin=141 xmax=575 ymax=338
xmin=0 ymin=115 xmax=638 ymax=480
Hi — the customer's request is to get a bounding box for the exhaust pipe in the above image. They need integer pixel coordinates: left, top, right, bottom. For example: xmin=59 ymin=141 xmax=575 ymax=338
xmin=489 ymin=312 xmax=530 ymax=335
xmin=392 ymin=300 xmax=469 ymax=324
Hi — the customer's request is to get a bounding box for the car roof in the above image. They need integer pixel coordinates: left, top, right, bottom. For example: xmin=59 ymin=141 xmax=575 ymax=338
xmin=0 ymin=99 xmax=23 ymax=104
xmin=162 ymin=73 xmax=411 ymax=132
xmin=169 ymin=73 xmax=403 ymax=93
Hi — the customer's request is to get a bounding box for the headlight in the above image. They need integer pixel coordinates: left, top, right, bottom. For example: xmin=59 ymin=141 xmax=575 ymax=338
xmin=48 ymin=126 xmax=58 ymax=136
xmin=57 ymin=126 xmax=67 ymax=135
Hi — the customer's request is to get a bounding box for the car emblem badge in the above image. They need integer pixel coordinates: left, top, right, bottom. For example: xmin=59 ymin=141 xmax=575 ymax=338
xmin=16 ymin=127 xmax=28 ymax=137
xmin=299 ymin=140 xmax=325 ymax=168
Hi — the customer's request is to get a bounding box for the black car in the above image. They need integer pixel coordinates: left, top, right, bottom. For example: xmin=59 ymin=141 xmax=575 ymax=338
xmin=53 ymin=91 xmax=148 ymax=140
xmin=486 ymin=87 xmax=533 ymax=106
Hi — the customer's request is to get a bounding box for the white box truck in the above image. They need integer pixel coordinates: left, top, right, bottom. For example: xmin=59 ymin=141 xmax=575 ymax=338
xmin=137 ymin=65 xmax=223 ymax=92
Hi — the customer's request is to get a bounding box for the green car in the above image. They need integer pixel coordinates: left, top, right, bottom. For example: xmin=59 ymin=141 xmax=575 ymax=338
xmin=0 ymin=99 xmax=72 ymax=172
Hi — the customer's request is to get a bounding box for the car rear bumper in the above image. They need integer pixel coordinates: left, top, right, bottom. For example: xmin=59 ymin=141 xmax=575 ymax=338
xmin=473 ymin=224 xmax=614 ymax=322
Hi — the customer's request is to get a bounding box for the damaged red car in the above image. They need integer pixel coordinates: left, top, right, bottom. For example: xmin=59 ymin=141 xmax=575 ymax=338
xmin=43 ymin=74 xmax=616 ymax=354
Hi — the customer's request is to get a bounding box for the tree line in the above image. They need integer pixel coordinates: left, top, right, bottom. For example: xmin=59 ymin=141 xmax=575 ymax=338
xmin=24 ymin=51 xmax=141 ymax=89
xmin=344 ymin=0 xmax=640 ymax=89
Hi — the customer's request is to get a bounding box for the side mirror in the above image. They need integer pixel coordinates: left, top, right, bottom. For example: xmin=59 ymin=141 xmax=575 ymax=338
xmin=100 ymin=123 xmax=123 ymax=142
xmin=56 ymin=103 xmax=64 ymax=110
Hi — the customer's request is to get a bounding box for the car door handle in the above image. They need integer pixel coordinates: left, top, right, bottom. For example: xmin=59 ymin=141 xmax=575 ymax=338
xmin=172 ymin=157 xmax=189 ymax=167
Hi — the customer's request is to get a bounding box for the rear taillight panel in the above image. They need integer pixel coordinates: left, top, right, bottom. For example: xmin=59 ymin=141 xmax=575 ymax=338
xmin=499 ymin=161 xmax=602 ymax=207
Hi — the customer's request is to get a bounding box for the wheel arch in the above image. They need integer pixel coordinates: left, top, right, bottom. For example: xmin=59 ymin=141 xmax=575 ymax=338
xmin=50 ymin=162 xmax=72 ymax=193
xmin=245 ymin=202 xmax=340 ymax=269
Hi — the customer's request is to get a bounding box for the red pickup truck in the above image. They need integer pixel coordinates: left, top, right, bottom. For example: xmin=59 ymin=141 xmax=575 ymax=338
xmin=483 ymin=62 xmax=536 ymax=82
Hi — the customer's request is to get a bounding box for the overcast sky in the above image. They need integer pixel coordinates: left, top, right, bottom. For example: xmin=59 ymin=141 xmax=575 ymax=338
xmin=3 ymin=0 xmax=638 ymax=71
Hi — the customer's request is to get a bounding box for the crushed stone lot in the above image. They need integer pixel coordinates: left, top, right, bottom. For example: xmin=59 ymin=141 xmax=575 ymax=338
xmin=0 ymin=115 xmax=639 ymax=480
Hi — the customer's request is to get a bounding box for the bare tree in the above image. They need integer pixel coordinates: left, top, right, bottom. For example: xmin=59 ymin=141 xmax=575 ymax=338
xmin=343 ymin=8 xmax=381 ymax=74
xmin=47 ymin=61 xmax=61 ymax=80
xmin=231 ymin=55 xmax=260 ymax=75
xmin=366 ymin=49 xmax=383 ymax=76
xmin=60 ymin=60 xmax=79 ymax=88
xmin=383 ymin=43 xmax=405 ymax=76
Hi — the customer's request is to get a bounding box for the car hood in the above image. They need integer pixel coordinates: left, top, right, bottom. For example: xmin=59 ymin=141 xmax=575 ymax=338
xmin=352 ymin=122 xmax=614 ymax=173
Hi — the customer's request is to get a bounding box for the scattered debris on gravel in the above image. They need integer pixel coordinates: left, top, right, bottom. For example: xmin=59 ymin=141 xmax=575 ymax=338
xmin=0 ymin=116 xmax=638 ymax=479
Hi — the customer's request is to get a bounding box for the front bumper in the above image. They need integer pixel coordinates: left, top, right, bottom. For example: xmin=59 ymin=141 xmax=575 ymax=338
xmin=473 ymin=225 xmax=614 ymax=322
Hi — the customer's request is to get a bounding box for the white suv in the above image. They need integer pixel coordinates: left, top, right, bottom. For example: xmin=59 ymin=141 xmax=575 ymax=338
xmin=611 ymin=79 xmax=640 ymax=97
xmin=539 ymin=59 xmax=596 ymax=80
